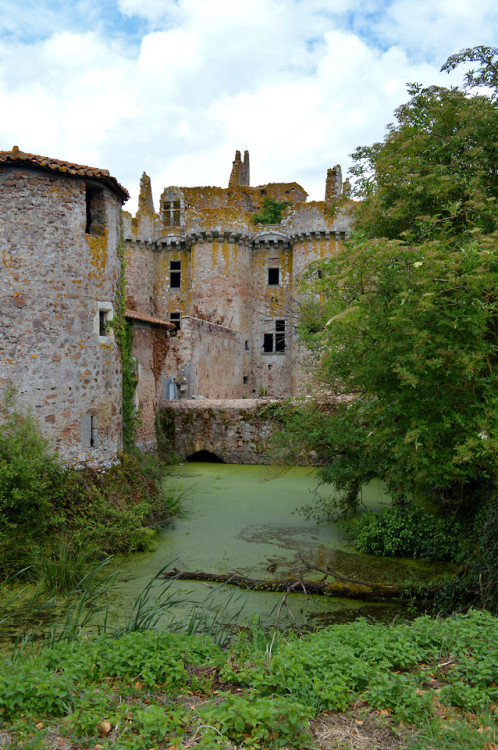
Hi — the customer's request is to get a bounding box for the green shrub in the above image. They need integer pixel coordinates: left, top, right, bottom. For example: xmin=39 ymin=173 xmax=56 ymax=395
xmin=0 ymin=391 xmax=183 ymax=587
xmin=349 ymin=505 xmax=466 ymax=561
xmin=252 ymin=197 xmax=290 ymax=225
xmin=0 ymin=389 xmax=65 ymax=535
xmin=198 ymin=694 xmax=312 ymax=748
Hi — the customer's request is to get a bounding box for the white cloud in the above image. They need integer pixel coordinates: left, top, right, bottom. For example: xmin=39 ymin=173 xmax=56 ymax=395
xmin=0 ymin=0 xmax=496 ymax=210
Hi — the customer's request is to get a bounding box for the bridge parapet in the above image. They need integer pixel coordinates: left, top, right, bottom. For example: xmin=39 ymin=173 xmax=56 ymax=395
xmin=157 ymin=399 xmax=282 ymax=464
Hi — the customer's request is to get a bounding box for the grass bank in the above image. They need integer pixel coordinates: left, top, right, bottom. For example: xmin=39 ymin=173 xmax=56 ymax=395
xmin=0 ymin=610 xmax=496 ymax=749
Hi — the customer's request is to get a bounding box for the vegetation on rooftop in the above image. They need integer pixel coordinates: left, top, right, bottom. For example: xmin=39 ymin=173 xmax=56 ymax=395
xmin=252 ymin=197 xmax=291 ymax=225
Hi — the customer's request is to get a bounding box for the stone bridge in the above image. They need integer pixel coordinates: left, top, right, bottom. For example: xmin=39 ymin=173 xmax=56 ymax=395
xmin=157 ymin=399 xmax=283 ymax=464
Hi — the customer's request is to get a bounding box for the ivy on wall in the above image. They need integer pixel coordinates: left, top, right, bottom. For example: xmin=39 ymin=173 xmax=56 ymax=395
xmin=113 ymin=215 xmax=139 ymax=451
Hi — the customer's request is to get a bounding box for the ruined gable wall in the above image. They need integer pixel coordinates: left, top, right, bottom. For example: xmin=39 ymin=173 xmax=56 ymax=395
xmin=0 ymin=165 xmax=123 ymax=465
xmin=175 ymin=318 xmax=244 ymax=399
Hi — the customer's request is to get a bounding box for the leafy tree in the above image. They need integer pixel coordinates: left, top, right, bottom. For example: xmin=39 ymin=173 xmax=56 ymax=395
xmin=292 ymin=81 xmax=498 ymax=517
xmin=252 ymin=197 xmax=290 ymax=225
xmin=441 ymin=45 xmax=498 ymax=100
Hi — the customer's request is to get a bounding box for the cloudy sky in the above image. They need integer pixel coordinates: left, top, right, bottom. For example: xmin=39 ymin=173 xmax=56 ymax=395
xmin=0 ymin=0 xmax=496 ymax=210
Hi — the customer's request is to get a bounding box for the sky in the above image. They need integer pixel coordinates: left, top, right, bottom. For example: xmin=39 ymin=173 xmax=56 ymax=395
xmin=0 ymin=0 xmax=497 ymax=211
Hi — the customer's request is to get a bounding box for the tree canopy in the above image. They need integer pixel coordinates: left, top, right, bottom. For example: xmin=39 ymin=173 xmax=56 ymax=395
xmin=289 ymin=59 xmax=498 ymax=517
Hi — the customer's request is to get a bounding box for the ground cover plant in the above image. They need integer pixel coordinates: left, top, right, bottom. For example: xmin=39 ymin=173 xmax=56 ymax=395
xmin=0 ymin=610 xmax=495 ymax=748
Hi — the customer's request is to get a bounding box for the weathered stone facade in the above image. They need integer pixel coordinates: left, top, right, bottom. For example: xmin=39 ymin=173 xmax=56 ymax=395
xmin=1 ymin=147 xmax=349 ymax=462
xmin=0 ymin=147 xmax=129 ymax=465
xmin=124 ymin=152 xmax=352 ymax=446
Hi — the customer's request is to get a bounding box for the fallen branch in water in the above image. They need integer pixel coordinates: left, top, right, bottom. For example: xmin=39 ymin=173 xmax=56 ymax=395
xmin=298 ymin=554 xmax=373 ymax=586
xmin=274 ymin=575 xmax=308 ymax=635
xmin=159 ymin=568 xmax=415 ymax=600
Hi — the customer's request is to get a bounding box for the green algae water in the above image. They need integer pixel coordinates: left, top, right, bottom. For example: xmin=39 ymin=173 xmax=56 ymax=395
xmin=113 ymin=463 xmax=455 ymax=630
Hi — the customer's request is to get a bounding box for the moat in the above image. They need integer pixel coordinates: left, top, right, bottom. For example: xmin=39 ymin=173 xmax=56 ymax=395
xmin=113 ymin=463 xmax=455 ymax=629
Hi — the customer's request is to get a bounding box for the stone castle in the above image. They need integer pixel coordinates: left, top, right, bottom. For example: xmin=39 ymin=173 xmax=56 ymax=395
xmin=0 ymin=147 xmax=351 ymax=464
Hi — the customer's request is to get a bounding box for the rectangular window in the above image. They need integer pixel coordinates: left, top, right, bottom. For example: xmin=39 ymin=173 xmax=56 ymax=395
xmin=268 ymin=257 xmax=280 ymax=286
xmin=268 ymin=267 xmax=280 ymax=285
xmin=263 ymin=333 xmax=274 ymax=353
xmin=275 ymin=319 xmax=286 ymax=351
xmin=96 ymin=302 xmax=114 ymax=340
xmin=244 ymin=340 xmax=249 ymax=351
xmin=170 ymin=311 xmax=181 ymax=334
xmin=85 ymin=185 xmax=105 ymax=235
xmin=262 ymin=320 xmax=286 ymax=353
xmin=170 ymin=259 xmax=181 ymax=288
xmin=99 ymin=310 xmax=107 ymax=336
xmin=243 ymin=375 xmax=249 ymax=385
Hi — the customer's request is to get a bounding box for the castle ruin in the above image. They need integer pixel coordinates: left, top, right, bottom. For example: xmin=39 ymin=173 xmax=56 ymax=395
xmin=0 ymin=147 xmax=351 ymax=462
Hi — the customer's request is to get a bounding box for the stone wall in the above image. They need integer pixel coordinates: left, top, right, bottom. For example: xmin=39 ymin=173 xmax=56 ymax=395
xmin=161 ymin=317 xmax=245 ymax=400
xmin=158 ymin=399 xmax=281 ymax=464
xmin=0 ymin=163 xmax=123 ymax=465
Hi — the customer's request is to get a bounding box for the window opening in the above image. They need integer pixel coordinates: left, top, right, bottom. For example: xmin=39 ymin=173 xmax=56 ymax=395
xmin=267 ymin=258 xmax=280 ymax=286
xmin=170 ymin=311 xmax=181 ymax=334
xmin=263 ymin=333 xmax=274 ymax=353
xmin=96 ymin=303 xmax=113 ymax=339
xmin=99 ymin=310 xmax=107 ymax=336
xmin=244 ymin=340 xmax=249 ymax=350
xmin=243 ymin=375 xmax=249 ymax=385
xmin=262 ymin=320 xmax=286 ymax=353
xmin=275 ymin=320 xmax=286 ymax=352
xmin=170 ymin=260 xmax=181 ymax=289
xmin=90 ymin=416 xmax=98 ymax=447
xmin=163 ymin=200 xmax=182 ymax=227
xmin=85 ymin=185 xmax=105 ymax=235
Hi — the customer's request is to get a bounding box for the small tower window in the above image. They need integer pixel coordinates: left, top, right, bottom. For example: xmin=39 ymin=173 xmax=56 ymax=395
xmin=163 ymin=200 xmax=182 ymax=227
xmin=85 ymin=185 xmax=106 ymax=235
xmin=170 ymin=260 xmax=181 ymax=288
xmin=170 ymin=311 xmax=181 ymax=333
xmin=268 ymin=258 xmax=280 ymax=286
xmin=99 ymin=310 xmax=108 ymax=336
xmin=95 ymin=302 xmax=114 ymax=340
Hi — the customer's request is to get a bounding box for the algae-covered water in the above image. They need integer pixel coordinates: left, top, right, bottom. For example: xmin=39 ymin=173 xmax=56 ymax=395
xmin=112 ymin=463 xmax=454 ymax=629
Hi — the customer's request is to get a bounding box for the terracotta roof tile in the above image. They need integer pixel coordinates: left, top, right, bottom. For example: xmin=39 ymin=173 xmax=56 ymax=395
xmin=0 ymin=146 xmax=129 ymax=202
xmin=125 ymin=309 xmax=174 ymax=328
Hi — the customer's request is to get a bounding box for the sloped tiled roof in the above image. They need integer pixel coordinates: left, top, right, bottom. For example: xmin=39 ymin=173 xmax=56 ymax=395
xmin=0 ymin=146 xmax=129 ymax=202
xmin=125 ymin=309 xmax=174 ymax=328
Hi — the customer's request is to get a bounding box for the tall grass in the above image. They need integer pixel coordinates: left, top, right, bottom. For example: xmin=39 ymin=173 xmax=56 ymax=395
xmin=1 ymin=561 xmax=248 ymax=657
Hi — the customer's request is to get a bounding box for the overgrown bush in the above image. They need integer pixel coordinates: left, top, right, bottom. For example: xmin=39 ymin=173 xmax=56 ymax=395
xmin=0 ymin=389 xmax=66 ymax=535
xmin=348 ymin=505 xmax=466 ymax=562
xmin=0 ymin=393 xmax=182 ymax=588
xmin=252 ymin=197 xmax=290 ymax=225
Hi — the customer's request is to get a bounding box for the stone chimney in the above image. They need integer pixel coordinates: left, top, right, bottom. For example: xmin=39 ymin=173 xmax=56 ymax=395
xmin=325 ymin=164 xmax=343 ymax=205
xmin=138 ymin=172 xmax=155 ymax=214
xmin=229 ymin=150 xmax=250 ymax=187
